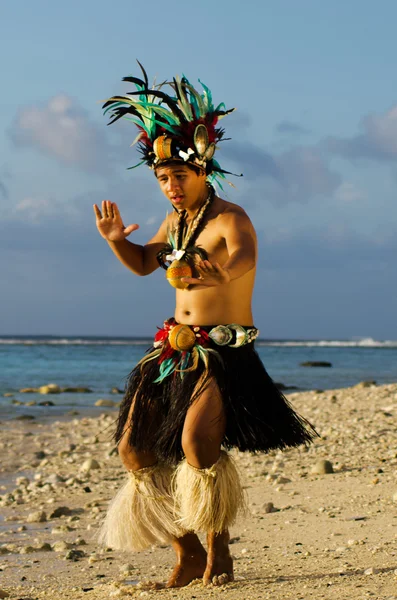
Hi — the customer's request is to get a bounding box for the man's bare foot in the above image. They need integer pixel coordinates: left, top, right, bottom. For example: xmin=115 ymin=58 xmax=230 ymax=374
xmin=203 ymin=530 xmax=234 ymax=586
xmin=166 ymin=533 xmax=207 ymax=588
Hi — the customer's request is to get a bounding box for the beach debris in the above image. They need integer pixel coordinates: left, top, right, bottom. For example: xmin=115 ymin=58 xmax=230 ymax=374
xmin=364 ymin=567 xmax=379 ymax=575
xmin=52 ymin=541 xmax=73 ymax=552
xmin=16 ymin=477 xmax=30 ymax=487
xmin=65 ymin=549 xmax=86 ymax=561
xmin=19 ymin=546 xmax=36 ymax=554
xmin=26 ymin=511 xmax=47 ymax=523
xmin=275 ymin=476 xmax=291 ymax=484
xmin=38 ymin=384 xmax=61 ymax=394
xmin=95 ymin=399 xmax=117 ymax=407
xmin=34 ymin=451 xmax=47 ymax=459
xmin=263 ymin=502 xmax=278 ymax=513
xmin=14 ymin=414 xmax=35 ymax=420
xmin=49 ymin=506 xmax=73 ymax=518
xmin=61 ymin=386 xmax=93 ymax=393
xmin=355 ymin=380 xmax=377 ymax=388
xmin=311 ymin=460 xmax=334 ymax=475
xmin=51 ymin=525 xmax=75 ymax=534
xmin=300 ymin=361 xmax=332 ymax=367
xmin=45 ymin=473 xmax=64 ymax=485
xmin=81 ymin=458 xmax=100 ymax=472
xmin=75 ymin=537 xmax=87 ymax=545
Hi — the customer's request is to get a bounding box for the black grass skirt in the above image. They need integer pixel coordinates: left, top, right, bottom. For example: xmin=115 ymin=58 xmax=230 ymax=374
xmin=115 ymin=327 xmax=318 ymax=465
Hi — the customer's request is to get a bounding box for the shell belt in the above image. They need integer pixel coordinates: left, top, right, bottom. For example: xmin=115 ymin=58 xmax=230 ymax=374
xmin=136 ymin=320 xmax=259 ymax=383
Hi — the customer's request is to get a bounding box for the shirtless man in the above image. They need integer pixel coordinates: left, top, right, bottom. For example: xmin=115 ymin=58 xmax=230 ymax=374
xmin=94 ymin=162 xmax=256 ymax=586
xmin=95 ymin=65 xmax=315 ymax=589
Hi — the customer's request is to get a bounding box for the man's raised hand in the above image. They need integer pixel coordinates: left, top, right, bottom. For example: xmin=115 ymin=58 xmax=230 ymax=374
xmin=181 ymin=260 xmax=231 ymax=287
xmin=93 ymin=200 xmax=139 ymax=242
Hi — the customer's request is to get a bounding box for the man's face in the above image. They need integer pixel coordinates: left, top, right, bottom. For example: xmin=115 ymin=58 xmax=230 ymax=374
xmin=155 ymin=164 xmax=206 ymax=210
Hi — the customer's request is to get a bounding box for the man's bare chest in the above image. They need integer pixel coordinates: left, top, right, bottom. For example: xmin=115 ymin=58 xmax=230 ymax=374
xmin=194 ymin=224 xmax=226 ymax=261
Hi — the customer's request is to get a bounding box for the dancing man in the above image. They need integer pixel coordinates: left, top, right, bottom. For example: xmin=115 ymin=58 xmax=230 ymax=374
xmin=94 ymin=63 xmax=317 ymax=588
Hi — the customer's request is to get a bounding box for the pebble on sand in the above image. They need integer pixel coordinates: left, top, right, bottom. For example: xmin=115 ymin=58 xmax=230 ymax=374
xmin=95 ymin=399 xmax=117 ymax=407
xmin=0 ymin=590 xmax=10 ymax=599
xmin=52 ymin=541 xmax=73 ymax=552
xmin=364 ymin=567 xmax=379 ymax=575
xmin=38 ymin=384 xmax=62 ymax=394
xmin=81 ymin=458 xmax=100 ymax=472
xmin=263 ymin=502 xmax=278 ymax=513
xmin=26 ymin=511 xmax=47 ymax=523
xmin=311 ymin=459 xmax=334 ymax=475
xmin=49 ymin=506 xmax=73 ymax=518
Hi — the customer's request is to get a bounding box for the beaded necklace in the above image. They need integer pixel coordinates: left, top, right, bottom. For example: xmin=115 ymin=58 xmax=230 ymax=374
xmin=157 ymin=185 xmax=214 ymax=270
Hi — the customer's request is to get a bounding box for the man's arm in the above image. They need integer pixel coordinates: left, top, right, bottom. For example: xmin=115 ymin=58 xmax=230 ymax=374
xmin=181 ymin=207 xmax=257 ymax=287
xmin=220 ymin=208 xmax=257 ymax=280
xmin=94 ymin=200 xmax=169 ymax=276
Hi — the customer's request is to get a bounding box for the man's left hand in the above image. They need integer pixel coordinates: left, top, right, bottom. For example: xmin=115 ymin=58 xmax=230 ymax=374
xmin=181 ymin=260 xmax=231 ymax=287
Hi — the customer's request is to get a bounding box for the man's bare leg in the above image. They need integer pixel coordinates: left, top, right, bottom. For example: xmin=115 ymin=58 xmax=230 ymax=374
xmin=118 ymin=408 xmax=206 ymax=588
xmin=181 ymin=379 xmax=234 ymax=586
xmin=203 ymin=530 xmax=234 ymax=586
xmin=165 ymin=533 xmax=207 ymax=588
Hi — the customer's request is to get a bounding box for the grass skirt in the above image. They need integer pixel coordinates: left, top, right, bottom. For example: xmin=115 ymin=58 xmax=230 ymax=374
xmin=115 ymin=325 xmax=317 ymax=465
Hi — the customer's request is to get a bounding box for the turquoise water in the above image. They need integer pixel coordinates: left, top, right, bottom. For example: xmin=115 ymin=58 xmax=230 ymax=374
xmin=1 ymin=336 xmax=396 ymax=420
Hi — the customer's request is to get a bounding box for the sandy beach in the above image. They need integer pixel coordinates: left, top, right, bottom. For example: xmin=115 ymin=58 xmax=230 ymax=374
xmin=1 ymin=382 xmax=397 ymax=600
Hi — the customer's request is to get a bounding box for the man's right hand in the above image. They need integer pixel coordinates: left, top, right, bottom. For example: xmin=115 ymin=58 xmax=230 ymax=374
xmin=93 ymin=200 xmax=139 ymax=242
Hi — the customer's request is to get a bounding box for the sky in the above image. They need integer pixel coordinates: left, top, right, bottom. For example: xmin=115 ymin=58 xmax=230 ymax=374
xmin=0 ymin=0 xmax=396 ymax=339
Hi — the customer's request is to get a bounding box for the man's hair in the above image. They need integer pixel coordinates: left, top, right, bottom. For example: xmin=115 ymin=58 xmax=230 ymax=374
xmin=154 ymin=160 xmax=206 ymax=178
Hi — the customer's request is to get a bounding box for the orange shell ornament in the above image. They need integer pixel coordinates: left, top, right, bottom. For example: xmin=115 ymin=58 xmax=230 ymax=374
xmin=166 ymin=259 xmax=192 ymax=289
xmin=168 ymin=324 xmax=197 ymax=351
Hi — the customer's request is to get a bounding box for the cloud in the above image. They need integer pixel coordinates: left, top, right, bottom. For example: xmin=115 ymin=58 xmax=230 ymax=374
xmin=325 ymin=104 xmax=397 ymax=163
xmin=275 ymin=120 xmax=310 ymax=135
xmin=333 ymin=182 xmax=366 ymax=203
xmin=223 ymin=142 xmax=341 ymax=204
xmin=259 ymin=225 xmax=396 ymax=270
xmin=0 ymin=179 xmax=8 ymax=199
xmin=8 ymin=94 xmax=114 ymax=174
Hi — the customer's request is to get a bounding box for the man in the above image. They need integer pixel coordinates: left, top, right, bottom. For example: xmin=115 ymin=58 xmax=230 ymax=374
xmin=94 ymin=64 xmax=316 ymax=588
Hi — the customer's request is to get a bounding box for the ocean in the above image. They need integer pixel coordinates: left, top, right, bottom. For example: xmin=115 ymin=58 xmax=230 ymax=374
xmin=1 ymin=336 xmax=397 ymax=421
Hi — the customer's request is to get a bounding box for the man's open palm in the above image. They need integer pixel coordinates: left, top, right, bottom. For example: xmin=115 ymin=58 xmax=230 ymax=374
xmin=93 ymin=200 xmax=139 ymax=242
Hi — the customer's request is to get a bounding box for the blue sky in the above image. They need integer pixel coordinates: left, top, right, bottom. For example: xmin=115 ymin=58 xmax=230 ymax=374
xmin=1 ymin=0 xmax=396 ymax=339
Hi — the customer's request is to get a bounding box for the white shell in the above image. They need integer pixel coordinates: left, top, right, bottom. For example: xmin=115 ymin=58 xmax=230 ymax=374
xmin=208 ymin=325 xmax=233 ymax=346
xmin=228 ymin=324 xmax=248 ymax=348
xmin=165 ymin=249 xmax=185 ymax=262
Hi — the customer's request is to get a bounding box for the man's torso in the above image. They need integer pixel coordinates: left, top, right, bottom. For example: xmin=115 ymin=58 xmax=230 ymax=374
xmin=172 ymin=198 xmax=257 ymax=326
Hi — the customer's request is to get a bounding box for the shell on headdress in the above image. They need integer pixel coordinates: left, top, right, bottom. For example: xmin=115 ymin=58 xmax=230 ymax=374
xmin=153 ymin=135 xmax=173 ymax=161
xmin=168 ymin=324 xmax=197 ymax=351
xmin=204 ymin=142 xmax=216 ymax=161
xmin=194 ymin=124 xmax=209 ymax=157
xmin=208 ymin=325 xmax=233 ymax=346
xmin=228 ymin=324 xmax=248 ymax=348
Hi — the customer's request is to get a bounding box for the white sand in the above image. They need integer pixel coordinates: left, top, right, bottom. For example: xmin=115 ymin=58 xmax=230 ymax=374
xmin=1 ymin=382 xmax=397 ymax=599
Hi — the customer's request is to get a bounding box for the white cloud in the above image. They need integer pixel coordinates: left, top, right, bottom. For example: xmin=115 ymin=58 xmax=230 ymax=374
xmin=325 ymin=104 xmax=397 ymax=162
xmin=334 ymin=182 xmax=366 ymax=203
xmin=9 ymin=94 xmax=113 ymax=174
xmin=223 ymin=142 xmax=341 ymax=205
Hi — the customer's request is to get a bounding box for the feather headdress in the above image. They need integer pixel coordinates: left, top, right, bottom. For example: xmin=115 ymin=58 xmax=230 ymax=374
xmin=103 ymin=61 xmax=240 ymax=187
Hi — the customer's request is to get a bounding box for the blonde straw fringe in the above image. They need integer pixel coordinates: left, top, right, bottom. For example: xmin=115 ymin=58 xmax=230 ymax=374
xmin=173 ymin=451 xmax=246 ymax=534
xmin=97 ymin=464 xmax=185 ymax=551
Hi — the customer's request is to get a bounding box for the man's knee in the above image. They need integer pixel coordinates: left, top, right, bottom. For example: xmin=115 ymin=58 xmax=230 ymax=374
xmin=181 ymin=430 xmax=221 ymax=467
